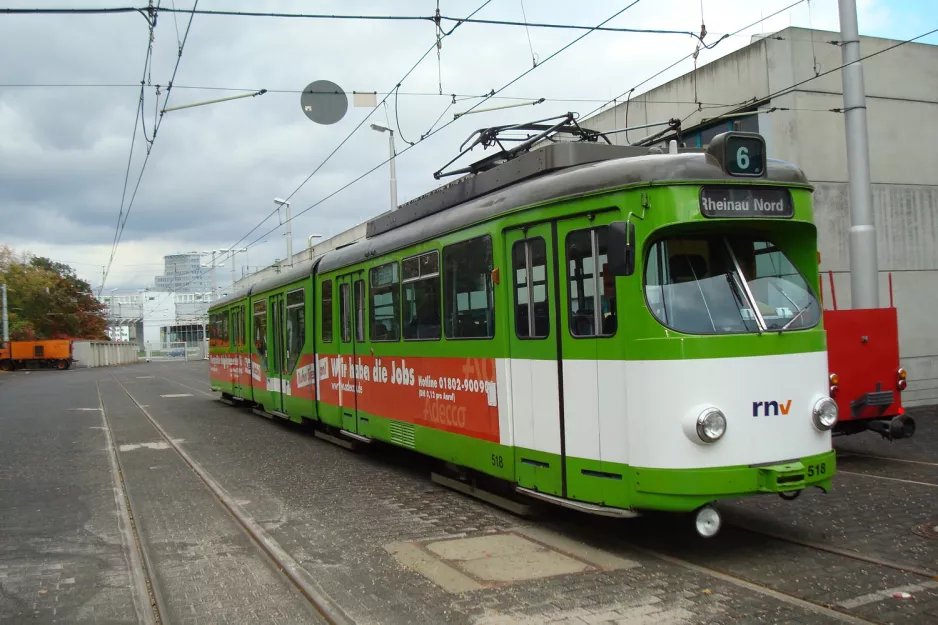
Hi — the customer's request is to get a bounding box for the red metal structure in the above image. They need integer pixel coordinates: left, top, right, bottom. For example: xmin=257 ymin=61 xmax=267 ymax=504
xmin=822 ymin=271 xmax=913 ymax=439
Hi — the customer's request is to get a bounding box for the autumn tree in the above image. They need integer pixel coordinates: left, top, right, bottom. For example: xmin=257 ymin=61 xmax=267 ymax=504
xmin=0 ymin=246 xmax=108 ymax=340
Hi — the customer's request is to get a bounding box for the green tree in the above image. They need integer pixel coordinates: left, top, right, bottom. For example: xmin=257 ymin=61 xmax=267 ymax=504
xmin=0 ymin=246 xmax=108 ymax=340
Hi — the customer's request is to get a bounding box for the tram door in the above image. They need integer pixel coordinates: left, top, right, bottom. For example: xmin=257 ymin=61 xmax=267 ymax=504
xmin=506 ymin=213 xmax=621 ymax=502
xmin=230 ymin=306 xmax=242 ymax=397
xmin=336 ymin=273 xmax=365 ymax=434
xmin=554 ymin=214 xmax=622 ymax=505
xmin=237 ymin=303 xmax=253 ymax=401
xmin=267 ymin=293 xmax=288 ymax=415
xmin=505 ymin=224 xmax=564 ymax=497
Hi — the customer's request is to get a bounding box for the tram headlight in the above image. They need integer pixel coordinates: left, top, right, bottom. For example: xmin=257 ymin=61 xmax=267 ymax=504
xmin=696 ymin=408 xmax=727 ymax=443
xmin=812 ymin=397 xmax=839 ymax=431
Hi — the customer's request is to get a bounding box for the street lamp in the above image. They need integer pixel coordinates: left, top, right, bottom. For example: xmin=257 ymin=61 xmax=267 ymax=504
xmin=273 ymin=198 xmax=294 ymax=267
xmin=307 ymin=234 xmax=323 ymax=260
xmin=229 ymin=248 xmax=247 ymax=287
xmin=201 ymin=250 xmax=228 ymax=300
xmin=370 ymin=123 xmax=398 ymax=211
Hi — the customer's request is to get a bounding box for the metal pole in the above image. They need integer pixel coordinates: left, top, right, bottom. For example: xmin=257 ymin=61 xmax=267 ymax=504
xmin=231 ymin=250 xmax=236 ymax=287
xmin=388 ymin=131 xmax=398 ymax=210
xmin=839 ymin=0 xmax=879 ymax=309
xmin=1 ymin=283 xmax=9 ymax=342
xmin=284 ymin=201 xmax=294 ymax=266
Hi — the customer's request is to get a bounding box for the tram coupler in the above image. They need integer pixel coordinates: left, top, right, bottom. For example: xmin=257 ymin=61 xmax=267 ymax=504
xmin=868 ymin=415 xmax=916 ymax=440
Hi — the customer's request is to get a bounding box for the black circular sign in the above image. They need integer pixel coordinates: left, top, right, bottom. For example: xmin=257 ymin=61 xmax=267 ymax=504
xmin=300 ymin=80 xmax=348 ymax=125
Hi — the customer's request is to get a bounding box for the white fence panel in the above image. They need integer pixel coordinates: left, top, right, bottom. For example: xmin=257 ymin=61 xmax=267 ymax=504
xmin=71 ymin=341 xmax=140 ymax=368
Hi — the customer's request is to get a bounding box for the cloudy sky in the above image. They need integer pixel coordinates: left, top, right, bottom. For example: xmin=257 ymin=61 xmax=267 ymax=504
xmin=1 ymin=0 xmax=934 ymax=293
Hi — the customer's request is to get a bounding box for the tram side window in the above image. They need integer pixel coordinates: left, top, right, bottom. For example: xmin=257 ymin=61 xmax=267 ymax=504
xmin=253 ymin=300 xmax=267 ymax=370
xmin=443 ymin=236 xmax=494 ymax=339
xmin=321 ymin=279 xmax=333 ymax=343
xmin=209 ymin=312 xmax=229 ymax=347
xmin=340 ymin=283 xmax=351 ymax=343
xmin=402 ymin=250 xmax=441 ymax=340
xmin=354 ymin=280 xmax=365 ymax=343
xmin=220 ymin=311 xmax=229 ymax=345
xmin=566 ymin=227 xmax=617 ymax=337
xmin=512 ymin=237 xmax=549 ymax=339
xmin=285 ymin=289 xmax=305 ymax=373
xmin=370 ymin=262 xmax=400 ymax=341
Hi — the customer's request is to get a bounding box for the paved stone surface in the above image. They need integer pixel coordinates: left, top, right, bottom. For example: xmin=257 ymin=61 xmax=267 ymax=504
xmin=119 ymin=362 xmax=938 ymax=624
xmin=5 ymin=360 xmax=938 ymax=624
xmin=96 ymin=376 xmax=321 ymax=625
xmin=0 ymin=368 xmax=143 ymax=624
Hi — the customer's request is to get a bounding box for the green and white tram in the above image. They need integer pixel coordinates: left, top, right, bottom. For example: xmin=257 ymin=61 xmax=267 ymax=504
xmin=209 ymin=121 xmax=837 ymax=536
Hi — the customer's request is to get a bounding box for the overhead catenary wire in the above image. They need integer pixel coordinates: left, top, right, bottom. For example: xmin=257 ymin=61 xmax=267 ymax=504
xmin=214 ymin=0 xmax=494 ymax=262
xmin=101 ymin=4 xmax=156 ymax=295
xmin=145 ymin=0 xmax=497 ymax=312
xmin=101 ymin=1 xmax=199 ymax=295
xmin=630 ymin=23 xmax=938 ymax=149
xmin=0 ymin=5 xmax=752 ymax=48
xmin=145 ymin=0 xmax=644 ymax=304
xmin=0 ymin=83 xmax=740 ymax=108
xmin=243 ymin=2 xmax=938 ymax=268
xmin=238 ymin=1 xmax=645 ymax=254
xmin=731 ymin=24 xmax=938 ymax=108
xmin=581 ymin=0 xmax=809 ymax=122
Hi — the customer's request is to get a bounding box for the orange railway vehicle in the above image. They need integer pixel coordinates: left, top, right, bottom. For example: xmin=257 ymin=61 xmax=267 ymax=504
xmin=0 ymin=339 xmax=74 ymax=371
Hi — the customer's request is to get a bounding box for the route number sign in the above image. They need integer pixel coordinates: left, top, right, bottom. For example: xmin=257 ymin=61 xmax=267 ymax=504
xmin=725 ymin=134 xmax=765 ymax=177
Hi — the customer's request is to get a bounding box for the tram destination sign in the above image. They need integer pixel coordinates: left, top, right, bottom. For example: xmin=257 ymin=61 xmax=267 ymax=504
xmin=699 ymin=187 xmax=793 ymax=219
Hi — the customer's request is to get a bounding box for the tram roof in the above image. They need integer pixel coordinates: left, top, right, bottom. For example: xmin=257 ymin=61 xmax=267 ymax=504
xmin=210 ymin=286 xmax=253 ymax=309
xmin=318 ymin=143 xmax=810 ymax=274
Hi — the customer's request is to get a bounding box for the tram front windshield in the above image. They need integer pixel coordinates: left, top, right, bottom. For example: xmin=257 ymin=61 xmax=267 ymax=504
xmin=644 ymin=235 xmax=821 ymax=334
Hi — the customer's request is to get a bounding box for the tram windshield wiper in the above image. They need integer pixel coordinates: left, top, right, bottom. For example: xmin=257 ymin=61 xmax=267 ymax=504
xmin=725 ymin=272 xmax=759 ymax=333
xmin=780 ymin=299 xmax=814 ymax=333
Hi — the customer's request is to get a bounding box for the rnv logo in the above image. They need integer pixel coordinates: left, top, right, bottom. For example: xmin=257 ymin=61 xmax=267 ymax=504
xmin=752 ymin=400 xmax=792 ymax=417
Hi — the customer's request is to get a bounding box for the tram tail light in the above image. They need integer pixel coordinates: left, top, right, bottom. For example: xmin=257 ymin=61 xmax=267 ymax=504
xmin=829 ymin=373 xmax=839 ymax=398
xmin=898 ymin=367 xmax=907 ymax=391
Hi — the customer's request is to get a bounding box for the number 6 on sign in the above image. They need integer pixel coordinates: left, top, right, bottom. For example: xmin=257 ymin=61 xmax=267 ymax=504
xmin=721 ymin=133 xmax=765 ymax=177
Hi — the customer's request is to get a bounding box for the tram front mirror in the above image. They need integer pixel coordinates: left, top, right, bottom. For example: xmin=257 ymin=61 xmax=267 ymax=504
xmin=607 ymin=221 xmax=635 ymax=276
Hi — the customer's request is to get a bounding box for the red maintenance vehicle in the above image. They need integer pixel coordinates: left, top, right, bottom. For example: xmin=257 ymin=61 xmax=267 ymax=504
xmin=823 ymin=271 xmax=914 ymax=440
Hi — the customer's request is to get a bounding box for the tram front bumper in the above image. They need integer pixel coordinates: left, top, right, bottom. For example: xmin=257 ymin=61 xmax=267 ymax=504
xmin=629 ymin=450 xmax=836 ymax=512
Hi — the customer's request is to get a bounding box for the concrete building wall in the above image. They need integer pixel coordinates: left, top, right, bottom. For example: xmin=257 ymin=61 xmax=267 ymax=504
xmin=584 ymin=27 xmax=938 ymax=406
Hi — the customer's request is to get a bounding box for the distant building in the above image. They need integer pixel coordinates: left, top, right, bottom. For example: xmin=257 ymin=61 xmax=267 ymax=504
xmin=581 ymin=26 xmax=938 ymax=406
xmin=154 ymin=252 xmax=211 ymax=293
xmin=99 ymin=289 xmax=214 ymax=347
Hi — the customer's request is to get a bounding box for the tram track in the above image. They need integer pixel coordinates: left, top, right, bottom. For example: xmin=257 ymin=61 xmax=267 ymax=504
xmin=725 ymin=518 xmax=938 ymax=580
xmin=837 ymin=469 xmax=938 ymax=488
xmin=603 ymin=517 xmax=937 ymax=625
xmin=835 ymin=451 xmax=938 ymax=488
xmin=108 ymin=374 xmax=353 ymax=625
xmin=621 ymin=542 xmax=880 ymax=625
xmin=836 ymin=452 xmax=938 ymax=468
xmin=96 ymin=381 xmax=162 ymax=625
